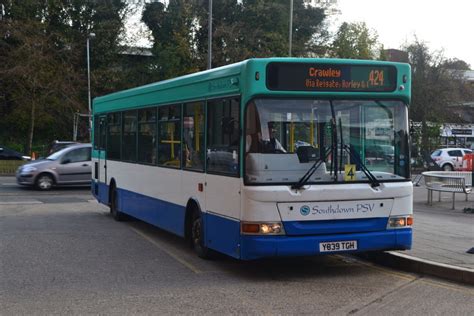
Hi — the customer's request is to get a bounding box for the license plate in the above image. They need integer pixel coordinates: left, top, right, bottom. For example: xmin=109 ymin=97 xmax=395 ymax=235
xmin=319 ymin=240 xmax=358 ymax=252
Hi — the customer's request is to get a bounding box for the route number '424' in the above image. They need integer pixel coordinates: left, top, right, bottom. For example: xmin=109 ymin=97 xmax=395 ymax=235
xmin=368 ymin=70 xmax=384 ymax=86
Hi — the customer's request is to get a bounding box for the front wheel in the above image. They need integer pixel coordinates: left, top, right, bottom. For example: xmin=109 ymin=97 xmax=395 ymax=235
xmin=35 ymin=174 xmax=54 ymax=190
xmin=109 ymin=186 xmax=125 ymax=221
xmin=442 ymin=164 xmax=453 ymax=171
xmin=191 ymin=212 xmax=213 ymax=259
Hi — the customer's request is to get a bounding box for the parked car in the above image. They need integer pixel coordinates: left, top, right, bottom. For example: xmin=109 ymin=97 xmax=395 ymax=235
xmin=0 ymin=145 xmax=31 ymax=160
xmin=16 ymin=143 xmax=91 ymax=190
xmin=430 ymin=147 xmax=473 ymax=171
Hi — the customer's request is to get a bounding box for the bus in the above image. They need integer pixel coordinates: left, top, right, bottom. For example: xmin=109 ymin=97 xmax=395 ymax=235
xmin=92 ymin=58 xmax=413 ymax=260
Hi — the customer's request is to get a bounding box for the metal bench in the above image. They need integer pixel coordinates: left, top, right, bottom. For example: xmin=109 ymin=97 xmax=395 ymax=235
xmin=422 ymin=171 xmax=473 ymax=209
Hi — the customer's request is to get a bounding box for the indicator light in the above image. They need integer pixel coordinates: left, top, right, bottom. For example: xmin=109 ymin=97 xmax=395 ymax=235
xmin=241 ymin=222 xmax=285 ymax=235
xmin=387 ymin=215 xmax=413 ymax=229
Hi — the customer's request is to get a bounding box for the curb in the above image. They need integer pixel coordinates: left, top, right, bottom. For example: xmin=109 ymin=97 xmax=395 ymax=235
xmin=360 ymin=251 xmax=474 ymax=285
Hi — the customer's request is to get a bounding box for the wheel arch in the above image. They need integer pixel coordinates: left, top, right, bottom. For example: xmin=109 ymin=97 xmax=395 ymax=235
xmin=34 ymin=171 xmax=57 ymax=185
xmin=441 ymin=162 xmax=454 ymax=170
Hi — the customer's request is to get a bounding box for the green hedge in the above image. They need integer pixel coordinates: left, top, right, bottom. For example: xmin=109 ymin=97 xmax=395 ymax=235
xmin=0 ymin=160 xmax=25 ymax=175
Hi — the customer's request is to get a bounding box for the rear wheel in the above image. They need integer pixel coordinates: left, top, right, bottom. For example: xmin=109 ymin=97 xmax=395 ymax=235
xmin=191 ymin=211 xmax=213 ymax=259
xmin=109 ymin=186 xmax=125 ymax=221
xmin=35 ymin=174 xmax=54 ymax=190
xmin=442 ymin=164 xmax=453 ymax=171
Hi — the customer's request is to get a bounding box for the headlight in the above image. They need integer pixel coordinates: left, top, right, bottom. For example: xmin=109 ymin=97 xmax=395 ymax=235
xmin=22 ymin=166 xmax=37 ymax=173
xmin=241 ymin=222 xmax=285 ymax=235
xmin=387 ymin=215 xmax=413 ymax=229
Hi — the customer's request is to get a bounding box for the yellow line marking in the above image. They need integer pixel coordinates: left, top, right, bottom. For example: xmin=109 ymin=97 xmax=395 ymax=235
xmin=418 ymin=278 xmax=474 ymax=295
xmin=130 ymin=227 xmax=202 ymax=274
xmin=335 ymin=255 xmax=416 ymax=281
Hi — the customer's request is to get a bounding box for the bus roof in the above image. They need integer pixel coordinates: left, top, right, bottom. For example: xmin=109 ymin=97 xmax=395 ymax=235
xmin=93 ymin=58 xmax=411 ymax=113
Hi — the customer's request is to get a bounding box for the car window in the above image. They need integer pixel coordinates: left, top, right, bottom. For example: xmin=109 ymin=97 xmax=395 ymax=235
xmin=431 ymin=150 xmax=441 ymax=156
xmin=447 ymin=150 xmax=463 ymax=157
xmin=62 ymin=147 xmax=91 ymax=163
xmin=464 ymin=149 xmax=472 ymax=154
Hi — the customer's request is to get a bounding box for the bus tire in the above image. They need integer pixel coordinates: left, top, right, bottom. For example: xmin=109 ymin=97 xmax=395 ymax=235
xmin=191 ymin=211 xmax=213 ymax=259
xmin=109 ymin=185 xmax=125 ymax=221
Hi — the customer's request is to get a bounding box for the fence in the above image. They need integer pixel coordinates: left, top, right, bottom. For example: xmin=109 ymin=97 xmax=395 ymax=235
xmin=0 ymin=160 xmax=25 ymax=175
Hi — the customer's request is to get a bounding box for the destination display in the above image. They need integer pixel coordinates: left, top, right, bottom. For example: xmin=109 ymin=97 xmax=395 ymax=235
xmin=266 ymin=62 xmax=397 ymax=92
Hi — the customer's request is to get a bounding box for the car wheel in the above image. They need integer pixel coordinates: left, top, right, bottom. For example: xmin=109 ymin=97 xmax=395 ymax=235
xmin=442 ymin=164 xmax=453 ymax=171
xmin=191 ymin=211 xmax=213 ymax=259
xmin=109 ymin=186 xmax=125 ymax=221
xmin=35 ymin=174 xmax=54 ymax=190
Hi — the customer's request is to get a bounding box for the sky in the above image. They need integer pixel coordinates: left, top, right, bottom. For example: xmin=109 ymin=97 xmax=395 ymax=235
xmin=336 ymin=0 xmax=474 ymax=68
xmin=124 ymin=0 xmax=474 ymax=68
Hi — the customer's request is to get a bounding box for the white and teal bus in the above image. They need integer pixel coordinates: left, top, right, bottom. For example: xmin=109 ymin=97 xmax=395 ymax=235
xmin=92 ymin=58 xmax=413 ymax=260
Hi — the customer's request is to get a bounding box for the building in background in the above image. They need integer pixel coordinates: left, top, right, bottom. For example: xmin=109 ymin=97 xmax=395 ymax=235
xmin=440 ymin=123 xmax=474 ymax=149
xmin=383 ymin=49 xmax=409 ymax=63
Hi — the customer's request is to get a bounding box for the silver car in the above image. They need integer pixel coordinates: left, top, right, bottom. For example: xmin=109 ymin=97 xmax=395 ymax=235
xmin=430 ymin=147 xmax=473 ymax=171
xmin=16 ymin=143 xmax=92 ymax=190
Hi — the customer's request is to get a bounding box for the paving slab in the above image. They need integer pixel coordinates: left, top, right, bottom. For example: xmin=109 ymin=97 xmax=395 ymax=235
xmin=368 ymin=181 xmax=474 ymax=284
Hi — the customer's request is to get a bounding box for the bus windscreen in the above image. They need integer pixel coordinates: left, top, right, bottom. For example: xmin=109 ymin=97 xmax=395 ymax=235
xmin=266 ymin=62 xmax=397 ymax=92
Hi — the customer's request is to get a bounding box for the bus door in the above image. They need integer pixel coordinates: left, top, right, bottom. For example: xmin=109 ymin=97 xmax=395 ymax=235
xmin=204 ymin=97 xmax=241 ymax=258
xmin=97 ymin=115 xmax=107 ymax=188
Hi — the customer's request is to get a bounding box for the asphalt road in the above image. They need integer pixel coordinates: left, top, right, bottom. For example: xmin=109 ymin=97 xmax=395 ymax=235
xmin=1 ymin=178 xmax=473 ymax=315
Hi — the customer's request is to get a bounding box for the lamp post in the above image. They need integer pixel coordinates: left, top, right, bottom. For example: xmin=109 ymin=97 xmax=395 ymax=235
xmin=289 ymin=0 xmax=293 ymax=57
xmin=86 ymin=33 xmax=95 ymax=141
xmin=207 ymin=0 xmax=213 ymax=69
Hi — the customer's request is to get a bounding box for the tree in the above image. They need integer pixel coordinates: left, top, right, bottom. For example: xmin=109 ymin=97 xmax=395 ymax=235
xmin=142 ymin=0 xmax=199 ymax=80
xmin=441 ymin=58 xmax=471 ymax=70
xmin=406 ymin=39 xmax=474 ymax=153
xmin=0 ymin=0 xmax=128 ymax=152
xmin=193 ymin=0 xmax=329 ymax=68
xmin=0 ymin=19 xmax=82 ymax=154
xmin=331 ymin=22 xmax=379 ymax=59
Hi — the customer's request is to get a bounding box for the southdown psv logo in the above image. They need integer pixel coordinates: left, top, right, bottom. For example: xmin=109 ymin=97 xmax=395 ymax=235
xmin=300 ymin=205 xmax=311 ymax=216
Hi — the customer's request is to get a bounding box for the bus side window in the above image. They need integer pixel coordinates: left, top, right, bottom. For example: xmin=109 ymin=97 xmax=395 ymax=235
xmin=183 ymin=101 xmax=205 ymax=171
xmin=207 ymin=97 xmax=240 ymax=175
xmin=122 ymin=110 xmax=137 ymax=162
xmin=158 ymin=105 xmax=181 ymax=168
xmin=107 ymin=112 xmax=121 ymax=160
xmin=138 ymin=108 xmax=157 ymax=164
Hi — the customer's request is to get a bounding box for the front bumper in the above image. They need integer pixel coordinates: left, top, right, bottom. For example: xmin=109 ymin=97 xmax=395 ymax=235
xmin=239 ymin=228 xmax=412 ymax=260
xmin=16 ymin=172 xmax=35 ymax=185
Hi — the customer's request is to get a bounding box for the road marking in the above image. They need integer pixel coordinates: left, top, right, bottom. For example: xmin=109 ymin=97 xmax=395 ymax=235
xmin=130 ymin=227 xmax=202 ymax=274
xmin=338 ymin=255 xmax=416 ymax=281
xmin=0 ymin=201 xmax=43 ymax=205
xmin=419 ymin=278 xmax=474 ymax=295
xmin=349 ymin=255 xmax=474 ymax=294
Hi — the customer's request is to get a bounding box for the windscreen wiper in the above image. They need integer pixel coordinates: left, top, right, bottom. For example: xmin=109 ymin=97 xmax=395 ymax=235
xmin=342 ymin=144 xmax=380 ymax=188
xmin=291 ymin=148 xmax=331 ymax=190
xmin=333 ymin=112 xmax=380 ymax=188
